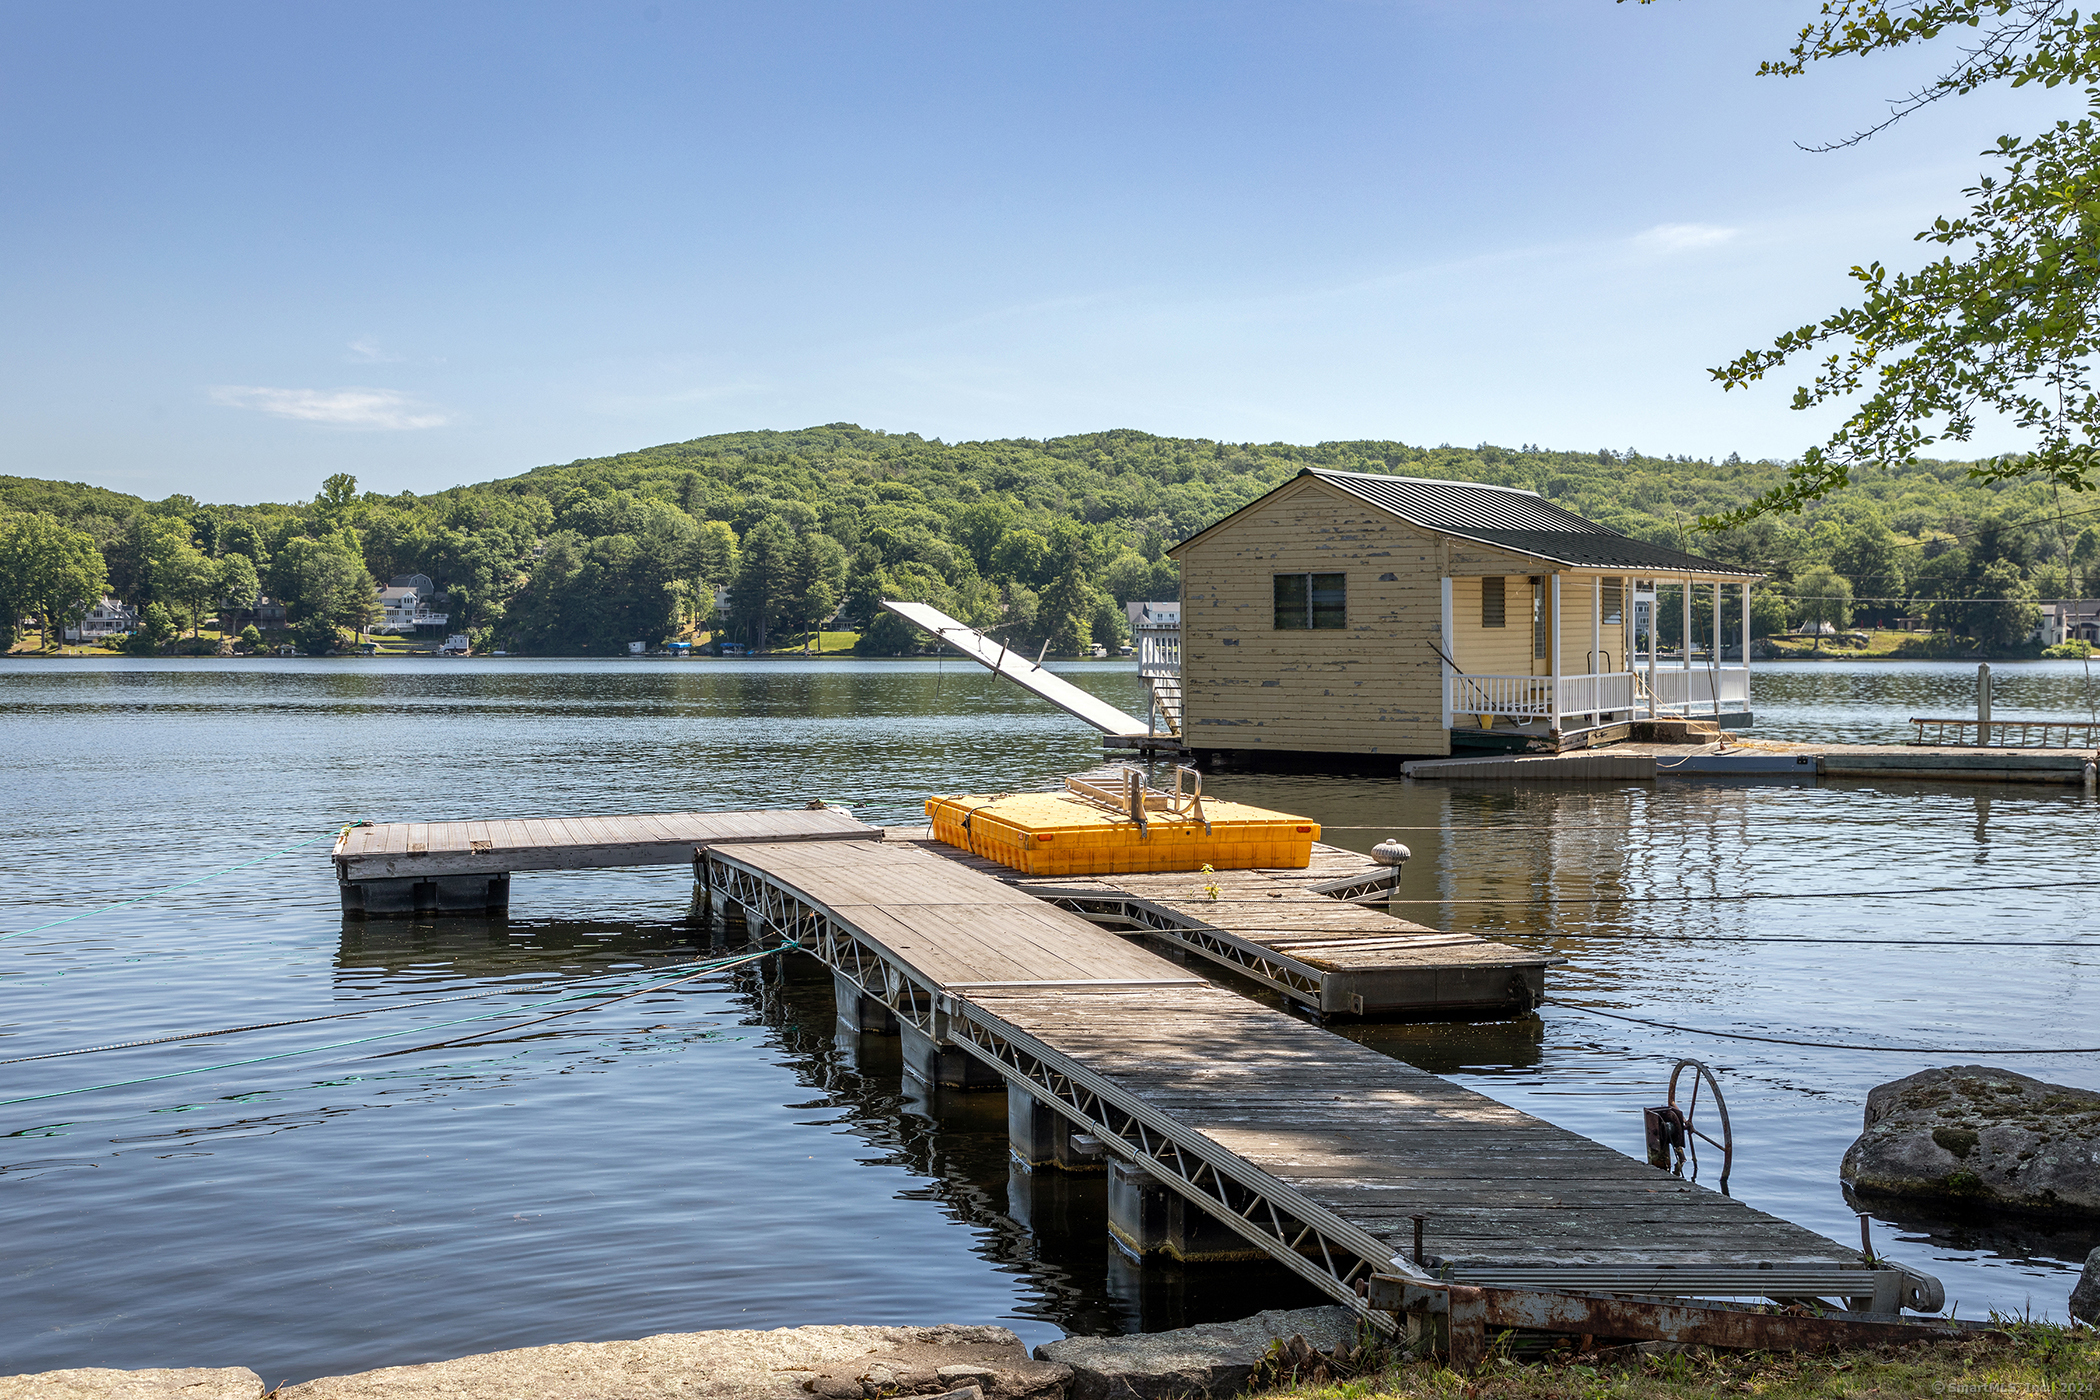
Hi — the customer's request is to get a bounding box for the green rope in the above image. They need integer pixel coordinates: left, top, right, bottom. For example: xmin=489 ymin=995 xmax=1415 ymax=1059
xmin=1 ymin=824 xmax=364 ymax=943
xmin=0 ymin=944 xmax=782 ymax=1110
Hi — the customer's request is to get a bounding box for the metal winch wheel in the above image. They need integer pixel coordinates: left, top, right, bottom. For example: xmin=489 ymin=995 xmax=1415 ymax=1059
xmin=1667 ymin=1057 xmax=1734 ymax=1192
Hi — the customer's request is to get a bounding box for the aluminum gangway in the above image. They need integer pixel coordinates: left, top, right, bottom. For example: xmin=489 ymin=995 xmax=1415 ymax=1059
xmin=879 ymin=599 xmax=1164 ymax=742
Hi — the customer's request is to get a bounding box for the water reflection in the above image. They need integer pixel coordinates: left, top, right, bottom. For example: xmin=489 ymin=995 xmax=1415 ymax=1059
xmin=4 ymin=657 xmax=2099 ymax=1380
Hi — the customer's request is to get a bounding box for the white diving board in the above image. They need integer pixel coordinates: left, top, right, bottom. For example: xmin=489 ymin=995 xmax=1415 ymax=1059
xmin=880 ymin=599 xmax=1153 ymax=738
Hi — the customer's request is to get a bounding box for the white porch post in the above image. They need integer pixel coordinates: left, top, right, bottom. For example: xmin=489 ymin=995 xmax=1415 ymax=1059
xmin=1712 ymin=579 xmax=1723 ymax=719
xmin=1439 ymin=576 xmax=1454 ymax=731
xmin=1550 ymin=573 xmax=1563 ymax=733
xmin=1645 ymin=580 xmax=1658 ymax=719
xmin=1681 ymin=573 xmax=1693 ymax=709
xmin=1591 ymin=575 xmax=1602 ymax=724
xmin=1742 ymin=580 xmax=1753 ymax=714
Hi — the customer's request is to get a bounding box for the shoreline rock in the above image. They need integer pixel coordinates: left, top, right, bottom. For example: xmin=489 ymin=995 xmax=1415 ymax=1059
xmin=0 ymin=1369 xmax=263 ymax=1400
xmin=2073 ymin=1247 xmax=2100 ymax=1326
xmin=1842 ymin=1066 xmax=2100 ymax=1218
xmin=1035 ymin=1306 xmax=1357 ymax=1400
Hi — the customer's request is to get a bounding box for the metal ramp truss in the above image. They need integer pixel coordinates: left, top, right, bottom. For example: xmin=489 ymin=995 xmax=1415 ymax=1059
xmin=1023 ymin=888 xmax=1328 ymax=1006
xmin=696 ymin=844 xmax=1945 ymax=1350
xmin=695 ymin=846 xmax=1418 ymax=1326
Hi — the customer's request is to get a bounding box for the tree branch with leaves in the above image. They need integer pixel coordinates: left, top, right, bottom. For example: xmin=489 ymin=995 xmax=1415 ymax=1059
xmin=1638 ymin=1 xmax=2100 ymax=525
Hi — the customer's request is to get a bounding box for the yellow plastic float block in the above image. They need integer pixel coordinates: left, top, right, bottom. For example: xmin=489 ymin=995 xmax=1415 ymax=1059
xmin=926 ymin=791 xmax=1318 ymax=875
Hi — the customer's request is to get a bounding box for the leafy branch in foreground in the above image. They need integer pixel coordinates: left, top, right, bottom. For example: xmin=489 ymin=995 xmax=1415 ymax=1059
xmin=1631 ymin=2 xmax=2100 ymax=526
xmin=1709 ymin=109 xmax=2100 ymax=527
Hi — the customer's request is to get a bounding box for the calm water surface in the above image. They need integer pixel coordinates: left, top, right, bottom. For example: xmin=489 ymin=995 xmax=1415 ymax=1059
xmin=2 ymin=657 xmax=2096 ymax=1379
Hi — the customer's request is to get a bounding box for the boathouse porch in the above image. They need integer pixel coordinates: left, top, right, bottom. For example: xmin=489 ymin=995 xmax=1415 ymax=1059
xmin=1443 ymin=571 xmax=1756 ymax=739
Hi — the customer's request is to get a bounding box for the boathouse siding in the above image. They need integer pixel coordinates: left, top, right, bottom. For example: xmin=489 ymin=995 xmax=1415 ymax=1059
xmin=1170 ymin=469 xmax=1757 ymax=760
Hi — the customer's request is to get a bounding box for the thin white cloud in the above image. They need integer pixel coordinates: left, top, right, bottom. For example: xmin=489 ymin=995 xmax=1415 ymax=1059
xmin=346 ymin=337 xmax=404 ymax=363
xmin=1633 ymin=223 xmax=1738 ymax=254
xmin=209 ymin=385 xmax=451 ymax=430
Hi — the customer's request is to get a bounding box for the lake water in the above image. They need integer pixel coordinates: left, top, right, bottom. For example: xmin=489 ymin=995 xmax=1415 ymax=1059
xmin=2 ymin=656 xmax=2097 ymax=1380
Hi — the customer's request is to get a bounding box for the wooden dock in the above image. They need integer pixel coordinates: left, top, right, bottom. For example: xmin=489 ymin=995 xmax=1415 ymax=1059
xmin=698 ymin=833 xmax=1945 ymax=1337
xmin=1403 ymin=741 xmax=2097 ymax=784
xmin=332 ymin=808 xmax=882 ymax=916
xmin=897 ymin=831 xmax=1557 ymax=1020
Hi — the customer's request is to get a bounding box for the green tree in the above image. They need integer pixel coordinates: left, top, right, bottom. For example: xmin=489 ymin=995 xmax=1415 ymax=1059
xmin=1969 ymin=558 xmax=2043 ymax=650
xmin=1038 ymin=563 xmax=1092 ymax=656
xmin=990 ymin=528 xmax=1050 ymax=584
xmin=950 ymin=500 xmax=1010 ymax=574
xmin=731 ymin=517 xmax=797 ymax=651
xmin=271 ymin=537 xmax=378 ymax=638
xmin=166 ymin=543 xmax=219 ymax=636
xmin=239 ymin=623 xmax=263 ymax=650
xmin=840 ymin=545 xmax=888 ymax=630
xmin=1793 ymin=565 xmax=1855 ymax=647
xmin=0 ymin=512 xmax=109 ymax=650
xmin=216 ymin=553 xmax=260 ymax=620
xmin=789 ymin=532 xmax=848 ymax=636
xmin=313 ymin=473 xmax=359 ymax=527
xmin=1681 ymin=1 xmax=2100 ymax=522
xmin=1750 ymin=587 xmax=1792 ymax=640
xmin=126 ymin=602 xmax=177 ymax=654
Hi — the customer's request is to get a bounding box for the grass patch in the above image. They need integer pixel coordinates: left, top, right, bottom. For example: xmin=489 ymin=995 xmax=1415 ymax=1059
xmin=1245 ymin=1320 xmax=2098 ymax=1399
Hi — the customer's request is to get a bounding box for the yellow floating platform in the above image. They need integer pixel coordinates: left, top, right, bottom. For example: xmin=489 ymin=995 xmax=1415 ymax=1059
xmin=927 ymin=791 xmax=1318 ymax=876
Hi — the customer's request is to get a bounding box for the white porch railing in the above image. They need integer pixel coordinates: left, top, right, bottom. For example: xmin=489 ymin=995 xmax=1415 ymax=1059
xmin=1136 ymin=622 xmax=1180 ymax=677
xmin=1646 ymin=665 xmax=1750 ymax=713
xmin=1449 ymin=667 xmax=1749 ymax=728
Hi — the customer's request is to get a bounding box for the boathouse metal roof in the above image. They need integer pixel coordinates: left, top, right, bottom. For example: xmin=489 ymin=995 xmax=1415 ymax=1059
xmin=1170 ymin=467 xmax=1761 ymax=578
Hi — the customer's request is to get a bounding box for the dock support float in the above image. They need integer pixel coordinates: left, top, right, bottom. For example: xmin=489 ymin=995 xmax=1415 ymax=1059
xmin=900 ymin=1017 xmax=1004 ymax=1090
xmin=1108 ymin=1159 xmax=1268 ymax=1263
xmin=1008 ymin=1086 xmax=1104 ymax=1173
xmin=339 ymin=873 xmax=509 ymax=918
xmin=834 ymin=970 xmax=897 ymax=1035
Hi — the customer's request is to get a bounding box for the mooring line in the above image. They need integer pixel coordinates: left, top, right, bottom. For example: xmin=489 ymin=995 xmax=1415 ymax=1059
xmin=1 ymin=826 xmax=356 ymax=943
xmin=0 ymin=953 xmax=751 ymax=1066
xmin=1552 ymin=1001 xmax=2100 ymax=1054
xmin=0 ymin=946 xmax=785 ymax=1109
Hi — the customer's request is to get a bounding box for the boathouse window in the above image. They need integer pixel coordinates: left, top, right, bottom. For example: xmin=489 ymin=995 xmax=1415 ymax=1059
xmin=1602 ymin=579 xmax=1624 ymax=626
xmin=1274 ymin=573 xmax=1346 ymax=629
xmin=1531 ymin=578 xmax=1547 ymax=660
xmin=1481 ymin=576 xmax=1505 ymax=628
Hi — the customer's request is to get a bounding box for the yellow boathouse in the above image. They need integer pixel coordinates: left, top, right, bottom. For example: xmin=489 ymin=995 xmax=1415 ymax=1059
xmin=1161 ymin=468 xmax=1763 ymax=762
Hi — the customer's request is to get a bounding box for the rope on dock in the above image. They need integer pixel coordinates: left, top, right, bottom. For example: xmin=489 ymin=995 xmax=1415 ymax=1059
xmin=0 ymin=944 xmax=787 ymax=1110
xmin=0 ymin=825 xmax=362 ymax=943
xmin=1553 ymin=1001 xmax=2100 ymax=1054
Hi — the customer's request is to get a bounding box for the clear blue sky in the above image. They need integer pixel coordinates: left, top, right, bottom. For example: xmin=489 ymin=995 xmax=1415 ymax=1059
xmin=0 ymin=2 xmax=2068 ymax=504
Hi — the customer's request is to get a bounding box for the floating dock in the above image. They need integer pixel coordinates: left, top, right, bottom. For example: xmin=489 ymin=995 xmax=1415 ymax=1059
xmin=900 ymin=830 xmax=1555 ymax=1020
xmin=331 ymin=808 xmax=883 ymax=915
xmin=1404 ymin=741 xmax=2100 ymax=784
xmin=696 ymin=831 xmax=1949 ymax=1352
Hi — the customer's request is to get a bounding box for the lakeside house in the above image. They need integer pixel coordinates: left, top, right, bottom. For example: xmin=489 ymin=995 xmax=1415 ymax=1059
xmin=1162 ymin=468 xmax=1762 ymax=762
xmin=376 ymin=574 xmax=450 ymax=633
xmin=2035 ymin=600 xmax=2100 ymax=646
xmin=61 ymin=597 xmax=139 ymax=643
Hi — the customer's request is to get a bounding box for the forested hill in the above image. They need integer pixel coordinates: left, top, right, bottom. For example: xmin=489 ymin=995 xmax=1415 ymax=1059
xmin=5 ymin=424 xmax=2094 ymax=655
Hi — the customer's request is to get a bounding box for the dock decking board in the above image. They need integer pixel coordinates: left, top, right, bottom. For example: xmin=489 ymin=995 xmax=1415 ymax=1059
xmin=333 ymin=807 xmax=885 ymax=881
xmin=894 ymin=831 xmax=1557 ymax=1018
xmin=699 ymin=836 xmax=1896 ymax=1322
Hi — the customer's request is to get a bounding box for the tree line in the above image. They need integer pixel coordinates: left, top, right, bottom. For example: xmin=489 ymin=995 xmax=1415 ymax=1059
xmin=5 ymin=424 xmax=2097 ymax=656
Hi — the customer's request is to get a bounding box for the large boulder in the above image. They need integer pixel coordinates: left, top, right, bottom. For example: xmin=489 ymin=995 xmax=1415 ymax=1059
xmin=279 ymin=1324 xmax=1067 ymax=1400
xmin=0 ymin=1369 xmax=261 ymax=1400
xmin=2073 ymin=1247 xmax=2100 ymax=1326
xmin=1842 ymin=1066 xmax=2100 ymax=1217
xmin=1035 ymin=1306 xmax=1356 ymax=1400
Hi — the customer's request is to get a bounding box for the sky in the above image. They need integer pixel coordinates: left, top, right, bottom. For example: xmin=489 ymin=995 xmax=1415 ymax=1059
xmin=0 ymin=2 xmax=2078 ymax=505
